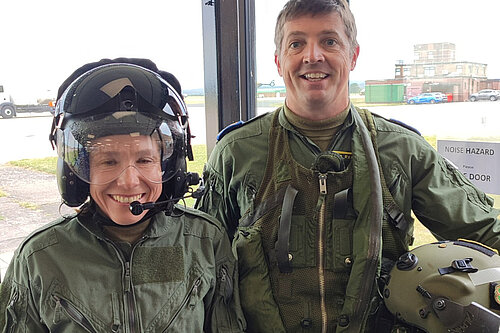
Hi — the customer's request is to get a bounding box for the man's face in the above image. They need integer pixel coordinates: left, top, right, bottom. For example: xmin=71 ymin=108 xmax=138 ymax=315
xmin=275 ymin=12 xmax=359 ymax=119
xmin=89 ymin=134 xmax=163 ymax=225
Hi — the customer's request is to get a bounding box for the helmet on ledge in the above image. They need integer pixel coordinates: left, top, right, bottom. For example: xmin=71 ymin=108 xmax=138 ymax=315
xmin=383 ymin=239 xmax=500 ymax=333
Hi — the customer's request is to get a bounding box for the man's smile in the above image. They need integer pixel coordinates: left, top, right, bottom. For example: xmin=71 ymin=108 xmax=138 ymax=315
xmin=301 ymin=72 xmax=329 ymax=81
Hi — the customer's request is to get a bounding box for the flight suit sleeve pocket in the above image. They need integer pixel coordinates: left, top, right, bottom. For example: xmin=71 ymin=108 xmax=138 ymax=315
xmin=2 ymin=283 xmax=27 ymax=333
xmin=196 ymin=170 xmax=228 ymax=226
xmin=197 ymin=169 xmax=222 ymax=209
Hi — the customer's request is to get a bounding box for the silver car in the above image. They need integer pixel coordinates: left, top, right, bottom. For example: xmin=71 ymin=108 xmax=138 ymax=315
xmin=469 ymin=89 xmax=500 ymax=102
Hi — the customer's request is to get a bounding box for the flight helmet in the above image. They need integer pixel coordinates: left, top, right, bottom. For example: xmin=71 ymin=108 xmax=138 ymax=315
xmin=49 ymin=61 xmax=193 ymax=208
xmin=383 ymin=239 xmax=500 ymax=332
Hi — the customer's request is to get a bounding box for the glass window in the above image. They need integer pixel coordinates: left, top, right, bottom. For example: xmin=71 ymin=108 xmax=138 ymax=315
xmin=424 ymin=66 xmax=436 ymax=76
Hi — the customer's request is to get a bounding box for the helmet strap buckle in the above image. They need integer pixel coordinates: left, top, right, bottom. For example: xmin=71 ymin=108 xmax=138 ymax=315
xmin=438 ymin=257 xmax=478 ymax=275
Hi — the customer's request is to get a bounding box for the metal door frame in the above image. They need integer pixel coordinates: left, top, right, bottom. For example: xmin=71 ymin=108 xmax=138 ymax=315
xmin=201 ymin=0 xmax=256 ymax=155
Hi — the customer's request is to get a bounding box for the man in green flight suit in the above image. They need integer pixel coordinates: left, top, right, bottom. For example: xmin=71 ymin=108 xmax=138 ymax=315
xmin=196 ymin=0 xmax=500 ymax=332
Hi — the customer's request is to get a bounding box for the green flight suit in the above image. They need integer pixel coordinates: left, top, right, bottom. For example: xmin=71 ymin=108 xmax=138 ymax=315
xmin=196 ymin=105 xmax=500 ymax=332
xmin=0 ymin=205 xmax=246 ymax=333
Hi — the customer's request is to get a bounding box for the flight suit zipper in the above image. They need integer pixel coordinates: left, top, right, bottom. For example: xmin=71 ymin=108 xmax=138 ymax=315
xmin=125 ymin=236 xmax=148 ymax=333
xmin=52 ymin=295 xmax=97 ymax=333
xmin=105 ymin=235 xmax=148 ymax=333
xmin=318 ymin=173 xmax=328 ymax=333
xmin=124 ymin=261 xmax=137 ymax=333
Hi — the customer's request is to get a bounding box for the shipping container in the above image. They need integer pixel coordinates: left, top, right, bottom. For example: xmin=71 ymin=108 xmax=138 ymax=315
xmin=365 ymin=84 xmax=405 ymax=103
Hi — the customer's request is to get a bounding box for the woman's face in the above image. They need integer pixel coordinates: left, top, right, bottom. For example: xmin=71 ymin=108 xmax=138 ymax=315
xmin=89 ymin=134 xmax=163 ymax=225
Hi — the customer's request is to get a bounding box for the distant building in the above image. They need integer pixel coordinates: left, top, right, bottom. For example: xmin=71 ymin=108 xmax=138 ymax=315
xmin=366 ymin=42 xmax=498 ymax=103
xmin=257 ymin=86 xmax=286 ymax=98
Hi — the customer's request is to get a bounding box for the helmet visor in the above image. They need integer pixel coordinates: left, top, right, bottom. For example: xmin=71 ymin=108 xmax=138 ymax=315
xmin=58 ymin=111 xmax=181 ymax=185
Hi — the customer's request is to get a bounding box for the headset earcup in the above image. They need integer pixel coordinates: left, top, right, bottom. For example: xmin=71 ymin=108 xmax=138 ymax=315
xmin=56 ymin=158 xmax=89 ymax=207
xmin=162 ymin=168 xmax=185 ymax=202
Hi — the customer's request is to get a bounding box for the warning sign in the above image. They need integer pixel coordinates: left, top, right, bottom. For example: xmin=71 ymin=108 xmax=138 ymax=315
xmin=437 ymin=140 xmax=500 ymax=195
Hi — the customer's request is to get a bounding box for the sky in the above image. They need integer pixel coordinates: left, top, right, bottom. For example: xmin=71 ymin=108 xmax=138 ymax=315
xmin=2 ymin=0 xmax=500 ymax=104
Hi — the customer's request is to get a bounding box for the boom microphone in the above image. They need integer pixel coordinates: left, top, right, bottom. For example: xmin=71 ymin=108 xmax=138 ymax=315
xmin=129 ymin=199 xmax=176 ymax=216
xmin=129 ymin=177 xmax=205 ymax=215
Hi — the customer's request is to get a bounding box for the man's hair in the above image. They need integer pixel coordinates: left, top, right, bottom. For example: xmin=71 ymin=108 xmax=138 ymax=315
xmin=274 ymin=0 xmax=358 ymax=56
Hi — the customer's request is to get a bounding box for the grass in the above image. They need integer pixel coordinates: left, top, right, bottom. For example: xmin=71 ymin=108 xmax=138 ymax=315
xmin=8 ymin=157 xmax=57 ymax=174
xmin=185 ymin=144 xmax=208 ymax=207
xmin=412 ymin=217 xmax=437 ymax=248
xmin=184 ymin=95 xmax=205 ymax=106
xmin=18 ymin=202 xmax=39 ymax=210
xmin=187 ymin=145 xmax=207 ymax=177
xmin=423 ymin=135 xmax=436 ymax=149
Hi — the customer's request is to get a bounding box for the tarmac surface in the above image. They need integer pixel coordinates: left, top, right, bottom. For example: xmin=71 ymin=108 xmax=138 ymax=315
xmin=0 ymin=164 xmax=74 ymax=282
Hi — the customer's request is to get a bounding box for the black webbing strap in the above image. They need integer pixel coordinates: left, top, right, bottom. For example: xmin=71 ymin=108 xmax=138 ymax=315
xmin=239 ymin=185 xmax=288 ymax=228
xmin=333 ymin=188 xmax=352 ymax=219
xmin=275 ymin=184 xmax=299 ymax=273
xmin=438 ymin=258 xmax=478 ymax=275
xmin=385 ymin=206 xmax=409 ymax=232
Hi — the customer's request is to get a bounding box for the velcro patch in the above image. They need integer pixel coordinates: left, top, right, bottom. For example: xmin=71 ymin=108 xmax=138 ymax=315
xmin=132 ymin=247 xmax=184 ymax=284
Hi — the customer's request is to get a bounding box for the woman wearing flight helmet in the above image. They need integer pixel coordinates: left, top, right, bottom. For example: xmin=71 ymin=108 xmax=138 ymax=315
xmin=0 ymin=58 xmax=246 ymax=332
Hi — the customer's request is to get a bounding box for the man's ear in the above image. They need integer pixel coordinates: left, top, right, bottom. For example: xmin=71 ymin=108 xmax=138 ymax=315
xmin=275 ymin=53 xmax=283 ymax=76
xmin=350 ymin=45 xmax=360 ymax=71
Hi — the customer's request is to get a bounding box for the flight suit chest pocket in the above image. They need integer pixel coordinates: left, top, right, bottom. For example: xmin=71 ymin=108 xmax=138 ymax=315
xmin=288 ymin=215 xmax=316 ymax=268
xmin=327 ymin=190 xmax=357 ymax=272
xmin=328 ymin=218 xmax=355 ymax=271
xmin=44 ymin=280 xmax=107 ymax=333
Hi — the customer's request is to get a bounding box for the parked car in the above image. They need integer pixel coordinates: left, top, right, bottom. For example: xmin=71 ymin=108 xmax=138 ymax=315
xmin=407 ymin=92 xmax=444 ymax=104
xmin=434 ymin=92 xmax=448 ymax=102
xmin=469 ymin=89 xmax=500 ymax=102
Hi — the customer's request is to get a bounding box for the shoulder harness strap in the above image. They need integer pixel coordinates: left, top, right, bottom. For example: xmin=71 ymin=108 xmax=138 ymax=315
xmin=357 ymin=108 xmax=413 ymax=253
